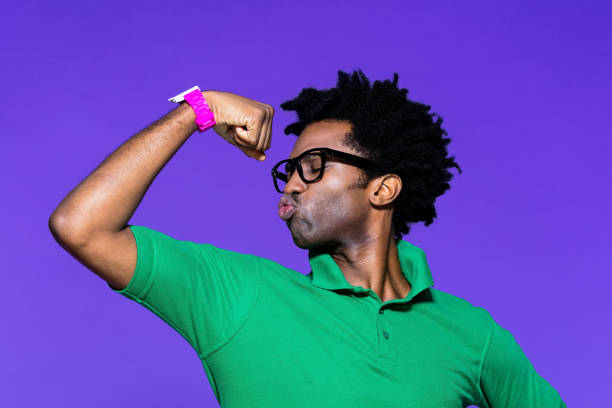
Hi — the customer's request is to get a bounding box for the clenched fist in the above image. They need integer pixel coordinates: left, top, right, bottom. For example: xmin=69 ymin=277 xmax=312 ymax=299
xmin=202 ymin=91 xmax=274 ymax=161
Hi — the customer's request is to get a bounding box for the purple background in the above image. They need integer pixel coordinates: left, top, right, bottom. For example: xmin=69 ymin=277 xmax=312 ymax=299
xmin=2 ymin=0 xmax=610 ymax=406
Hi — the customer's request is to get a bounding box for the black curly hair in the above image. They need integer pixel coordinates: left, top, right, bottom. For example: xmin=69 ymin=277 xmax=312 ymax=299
xmin=279 ymin=69 xmax=463 ymax=241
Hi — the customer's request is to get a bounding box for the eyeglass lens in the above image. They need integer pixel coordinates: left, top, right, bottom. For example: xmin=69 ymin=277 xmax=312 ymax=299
xmin=275 ymin=151 xmax=323 ymax=192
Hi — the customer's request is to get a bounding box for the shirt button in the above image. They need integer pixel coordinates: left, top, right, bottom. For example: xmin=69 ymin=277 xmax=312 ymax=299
xmin=383 ymin=331 xmax=389 ymax=339
xmin=379 ymin=309 xmax=384 ymax=314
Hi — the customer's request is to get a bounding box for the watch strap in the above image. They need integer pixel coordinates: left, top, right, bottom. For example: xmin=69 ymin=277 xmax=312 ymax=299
xmin=169 ymin=86 xmax=216 ymax=133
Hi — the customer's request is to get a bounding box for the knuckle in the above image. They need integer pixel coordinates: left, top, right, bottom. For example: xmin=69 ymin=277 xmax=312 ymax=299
xmin=256 ymin=110 xmax=266 ymax=123
xmin=242 ymin=134 xmax=254 ymax=146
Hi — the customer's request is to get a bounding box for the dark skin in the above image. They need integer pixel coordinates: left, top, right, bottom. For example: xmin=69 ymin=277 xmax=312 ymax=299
xmin=283 ymin=119 xmax=412 ymax=303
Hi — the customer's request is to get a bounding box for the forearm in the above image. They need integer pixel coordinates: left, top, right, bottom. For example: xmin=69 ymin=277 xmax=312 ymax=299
xmin=49 ymin=99 xmax=201 ymax=243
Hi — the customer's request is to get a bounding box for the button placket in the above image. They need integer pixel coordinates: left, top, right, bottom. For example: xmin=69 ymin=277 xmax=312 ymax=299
xmin=376 ymin=306 xmax=395 ymax=359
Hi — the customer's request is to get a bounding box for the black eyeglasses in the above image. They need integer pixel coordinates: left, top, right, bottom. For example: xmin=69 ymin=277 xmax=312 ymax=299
xmin=270 ymin=147 xmax=376 ymax=193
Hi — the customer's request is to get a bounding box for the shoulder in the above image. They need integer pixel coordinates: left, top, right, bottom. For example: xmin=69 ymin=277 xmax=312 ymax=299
xmin=194 ymin=242 xmax=307 ymax=281
xmin=426 ymin=287 xmax=493 ymax=337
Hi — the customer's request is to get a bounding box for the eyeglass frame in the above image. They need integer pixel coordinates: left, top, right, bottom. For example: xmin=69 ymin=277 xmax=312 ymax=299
xmin=270 ymin=147 xmax=377 ymax=193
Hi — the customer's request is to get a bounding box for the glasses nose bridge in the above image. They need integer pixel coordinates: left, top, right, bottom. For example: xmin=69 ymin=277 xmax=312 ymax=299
xmin=283 ymin=161 xmax=306 ymax=192
xmin=280 ymin=156 xmax=309 ymax=193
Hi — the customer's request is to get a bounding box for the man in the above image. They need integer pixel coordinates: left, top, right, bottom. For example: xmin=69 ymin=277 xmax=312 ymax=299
xmin=49 ymin=70 xmax=566 ymax=407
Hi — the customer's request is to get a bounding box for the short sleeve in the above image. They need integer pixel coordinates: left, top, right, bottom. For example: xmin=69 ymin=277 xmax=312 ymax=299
xmin=108 ymin=225 xmax=261 ymax=358
xmin=476 ymin=312 xmax=567 ymax=408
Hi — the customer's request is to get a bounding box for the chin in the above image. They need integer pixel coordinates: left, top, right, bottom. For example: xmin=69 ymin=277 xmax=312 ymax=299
xmin=292 ymin=240 xmax=312 ymax=250
xmin=289 ymin=227 xmax=330 ymax=251
xmin=290 ymin=231 xmax=314 ymax=249
xmin=287 ymin=222 xmax=316 ymax=249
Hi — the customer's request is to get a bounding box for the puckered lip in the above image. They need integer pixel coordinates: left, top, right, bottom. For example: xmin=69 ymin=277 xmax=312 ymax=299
xmin=278 ymin=195 xmax=298 ymax=209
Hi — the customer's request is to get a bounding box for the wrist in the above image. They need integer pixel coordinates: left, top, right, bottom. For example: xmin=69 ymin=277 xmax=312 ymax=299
xmin=177 ymin=101 xmax=199 ymax=134
xmin=168 ymin=86 xmax=216 ymax=133
xmin=201 ymin=91 xmax=218 ymax=125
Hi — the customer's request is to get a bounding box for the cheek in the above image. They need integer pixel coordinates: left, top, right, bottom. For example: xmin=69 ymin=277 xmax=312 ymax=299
xmin=297 ymin=172 xmax=366 ymax=224
xmin=308 ymin=187 xmax=364 ymax=224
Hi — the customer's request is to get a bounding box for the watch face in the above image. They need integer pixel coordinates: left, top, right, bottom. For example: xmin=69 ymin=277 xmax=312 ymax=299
xmin=168 ymin=86 xmax=200 ymax=103
xmin=169 ymin=93 xmax=186 ymax=103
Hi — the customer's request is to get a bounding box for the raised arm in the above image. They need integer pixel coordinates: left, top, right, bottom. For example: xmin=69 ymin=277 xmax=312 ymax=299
xmin=48 ymin=90 xmax=274 ymax=290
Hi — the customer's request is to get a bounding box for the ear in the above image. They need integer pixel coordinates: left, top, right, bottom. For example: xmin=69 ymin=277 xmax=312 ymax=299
xmin=369 ymin=174 xmax=402 ymax=207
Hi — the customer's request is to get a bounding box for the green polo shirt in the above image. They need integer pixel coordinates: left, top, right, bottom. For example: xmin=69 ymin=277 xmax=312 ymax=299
xmin=109 ymin=225 xmax=566 ymax=408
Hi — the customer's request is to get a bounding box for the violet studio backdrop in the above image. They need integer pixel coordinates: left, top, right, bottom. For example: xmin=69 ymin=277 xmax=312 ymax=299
xmin=2 ymin=0 xmax=610 ymax=407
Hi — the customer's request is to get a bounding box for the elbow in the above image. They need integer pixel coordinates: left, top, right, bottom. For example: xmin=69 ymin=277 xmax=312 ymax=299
xmin=48 ymin=212 xmax=87 ymax=248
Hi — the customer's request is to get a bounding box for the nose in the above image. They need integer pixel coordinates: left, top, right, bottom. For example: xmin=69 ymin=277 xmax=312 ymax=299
xmin=283 ymin=169 xmax=306 ymax=194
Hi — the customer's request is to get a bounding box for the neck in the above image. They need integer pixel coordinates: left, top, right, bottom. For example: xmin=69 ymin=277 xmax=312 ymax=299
xmin=325 ymin=229 xmax=412 ymax=303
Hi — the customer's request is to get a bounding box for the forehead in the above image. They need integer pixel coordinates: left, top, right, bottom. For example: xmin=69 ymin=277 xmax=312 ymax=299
xmin=289 ymin=120 xmax=354 ymax=159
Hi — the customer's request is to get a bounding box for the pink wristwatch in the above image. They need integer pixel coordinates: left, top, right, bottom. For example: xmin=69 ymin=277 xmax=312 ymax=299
xmin=168 ymin=86 xmax=216 ymax=133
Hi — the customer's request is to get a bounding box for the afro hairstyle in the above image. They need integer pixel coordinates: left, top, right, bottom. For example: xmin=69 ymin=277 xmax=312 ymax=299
xmin=279 ymin=69 xmax=463 ymax=241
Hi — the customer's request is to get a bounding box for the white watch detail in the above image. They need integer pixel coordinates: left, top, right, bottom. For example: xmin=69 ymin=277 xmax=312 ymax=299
xmin=168 ymin=85 xmax=216 ymax=133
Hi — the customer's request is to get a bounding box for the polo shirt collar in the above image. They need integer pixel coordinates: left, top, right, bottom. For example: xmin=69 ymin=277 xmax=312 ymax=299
xmin=308 ymin=239 xmax=435 ymax=303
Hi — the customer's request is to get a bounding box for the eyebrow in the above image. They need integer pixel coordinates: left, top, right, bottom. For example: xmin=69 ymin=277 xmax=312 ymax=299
xmin=289 ymin=148 xmax=320 ymax=160
xmin=289 ymin=147 xmax=351 ymax=160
